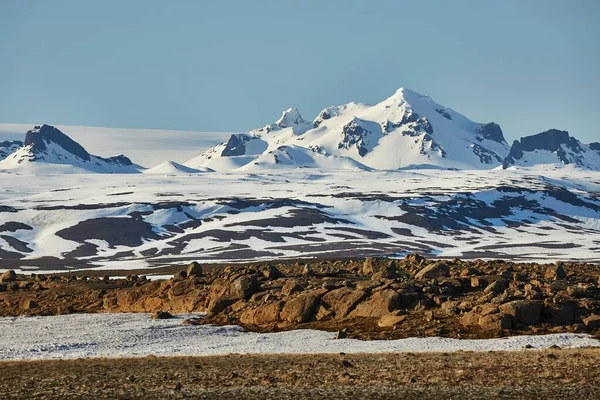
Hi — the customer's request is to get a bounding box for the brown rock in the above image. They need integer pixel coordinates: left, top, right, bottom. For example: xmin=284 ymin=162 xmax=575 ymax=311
xmin=583 ymin=315 xmax=600 ymax=330
xmin=460 ymin=312 xmax=480 ymax=327
xmin=263 ymin=265 xmax=284 ymax=280
xmin=478 ymin=313 xmax=512 ymax=330
xmin=302 ymin=265 xmax=314 ymax=277
xmin=415 ymin=263 xmax=449 ymax=280
xmin=282 ymin=280 xmax=303 ymax=296
xmin=240 ymin=301 xmax=282 ymax=325
xmin=186 ymin=262 xmax=203 ymax=277
xmin=22 ymin=299 xmax=38 ymax=310
xmin=405 ymin=253 xmax=425 ymax=264
xmin=280 ymin=290 xmax=326 ymax=323
xmin=499 ymin=300 xmax=542 ymax=325
xmin=377 ymin=314 xmax=406 ymax=328
xmin=349 ymin=289 xmax=401 ymax=318
xmin=321 ymin=288 xmax=367 ymax=319
xmin=544 ymin=264 xmax=567 ymax=281
xmin=484 ymin=279 xmax=508 ymax=294
xmin=362 ymin=258 xmax=375 ymax=275
xmin=0 ymin=270 xmax=17 ymax=283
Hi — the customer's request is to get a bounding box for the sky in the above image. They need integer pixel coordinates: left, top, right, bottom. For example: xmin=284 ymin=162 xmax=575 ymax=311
xmin=0 ymin=0 xmax=599 ymax=143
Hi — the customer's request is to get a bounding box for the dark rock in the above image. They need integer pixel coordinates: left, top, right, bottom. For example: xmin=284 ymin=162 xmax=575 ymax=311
xmin=152 ymin=311 xmax=174 ymax=319
xmin=499 ymin=300 xmax=542 ymax=325
xmin=415 ymin=263 xmax=449 ymax=280
xmin=186 ymin=262 xmax=203 ymax=277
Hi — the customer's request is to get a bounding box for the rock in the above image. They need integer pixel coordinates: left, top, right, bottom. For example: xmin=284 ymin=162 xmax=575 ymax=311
xmin=321 ymin=288 xmax=367 ymax=319
xmin=280 ymin=290 xmax=326 ymax=323
xmin=349 ymin=290 xmax=401 ymax=318
xmin=263 ymin=265 xmax=284 ymax=280
xmin=151 ymin=311 xmax=174 ymax=319
xmin=372 ymin=261 xmax=398 ymax=280
xmin=186 ymin=262 xmax=203 ymax=277
xmin=230 ymin=275 xmax=259 ymax=300
xmin=470 ymin=277 xmax=488 ymax=289
xmin=378 ymin=314 xmax=407 ymax=328
xmin=0 ymin=270 xmax=17 ymax=283
xmin=302 ymin=265 xmax=314 ymax=277
xmin=22 ymin=299 xmax=38 ymax=310
xmin=182 ymin=317 xmax=204 ymax=325
xmin=173 ymin=271 xmax=187 ymax=280
xmin=405 ymin=253 xmax=425 ymax=264
xmin=583 ymin=314 xmax=600 ymax=330
xmin=478 ymin=313 xmax=512 ymax=330
xmin=415 ymin=263 xmax=449 ymax=280
xmin=546 ymin=304 xmax=574 ymax=326
xmin=362 ymin=258 xmax=375 ymax=275
xmin=544 ymin=264 xmax=567 ymax=280
xmin=567 ymin=285 xmax=588 ymax=298
xmin=335 ymin=328 xmax=348 ymax=339
xmin=240 ymin=301 xmax=282 ymax=325
xmin=499 ymin=300 xmax=542 ymax=325
xmin=460 ymin=312 xmax=480 ymax=327
xmin=484 ymin=279 xmax=508 ymax=294
xmin=281 ymin=280 xmax=303 ymax=296
xmin=460 ymin=267 xmax=480 ymax=277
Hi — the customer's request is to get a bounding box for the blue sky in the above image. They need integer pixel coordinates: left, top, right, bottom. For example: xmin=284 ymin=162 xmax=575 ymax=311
xmin=1 ymin=0 xmax=599 ymax=143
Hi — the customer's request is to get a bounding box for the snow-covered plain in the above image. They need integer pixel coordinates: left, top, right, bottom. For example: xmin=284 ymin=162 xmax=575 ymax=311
xmin=0 ymin=123 xmax=232 ymax=167
xmin=0 ymin=313 xmax=598 ymax=361
xmin=0 ymin=166 xmax=599 ymax=272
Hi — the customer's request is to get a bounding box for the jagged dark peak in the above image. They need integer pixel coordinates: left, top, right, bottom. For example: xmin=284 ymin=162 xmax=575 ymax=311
xmin=590 ymin=142 xmax=600 ymax=153
xmin=475 ymin=123 xmax=506 ymax=144
xmin=25 ymin=124 xmax=91 ymax=161
xmin=221 ymin=133 xmax=254 ymax=157
xmin=517 ymin=129 xmax=581 ymax=153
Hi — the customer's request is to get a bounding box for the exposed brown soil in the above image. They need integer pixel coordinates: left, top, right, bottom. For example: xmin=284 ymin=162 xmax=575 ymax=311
xmin=1 ymin=256 xmax=599 ymax=340
xmin=1 ymin=349 xmax=600 ymax=399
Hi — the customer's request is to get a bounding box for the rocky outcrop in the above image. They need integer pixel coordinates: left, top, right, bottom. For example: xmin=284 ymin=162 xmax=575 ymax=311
xmin=1 ymin=256 xmax=600 ymax=340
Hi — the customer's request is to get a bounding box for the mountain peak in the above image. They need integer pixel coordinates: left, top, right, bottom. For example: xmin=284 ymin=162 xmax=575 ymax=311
xmin=275 ymin=107 xmax=305 ymax=128
xmin=25 ymin=124 xmax=91 ymax=161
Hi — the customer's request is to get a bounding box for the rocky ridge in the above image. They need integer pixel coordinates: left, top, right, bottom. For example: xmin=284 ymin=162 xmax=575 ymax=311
xmin=1 ymin=256 xmax=599 ymax=339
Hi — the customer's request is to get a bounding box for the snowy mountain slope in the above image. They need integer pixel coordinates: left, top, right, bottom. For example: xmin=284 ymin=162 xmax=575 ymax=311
xmin=0 ymin=140 xmax=22 ymax=161
xmin=238 ymin=144 xmax=370 ymax=171
xmin=0 ymin=167 xmax=599 ymax=272
xmin=502 ymin=129 xmax=600 ymax=170
xmin=0 ymin=125 xmax=142 ymax=173
xmin=186 ymin=88 xmax=511 ymax=171
xmin=144 ymin=161 xmax=213 ymax=174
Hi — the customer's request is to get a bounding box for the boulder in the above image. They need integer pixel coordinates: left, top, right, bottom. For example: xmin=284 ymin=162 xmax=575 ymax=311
xmin=362 ymin=258 xmax=375 ymax=275
xmin=349 ymin=290 xmax=401 ymax=318
xmin=484 ymin=279 xmax=508 ymax=294
xmin=546 ymin=304 xmax=574 ymax=326
xmin=499 ymin=300 xmax=542 ymax=325
xmin=281 ymin=280 xmax=303 ymax=296
xmin=231 ymin=275 xmax=259 ymax=299
xmin=22 ymin=299 xmax=38 ymax=310
xmin=478 ymin=313 xmax=512 ymax=330
xmin=321 ymin=288 xmax=367 ymax=319
xmin=583 ymin=314 xmax=600 ymax=330
xmin=151 ymin=311 xmax=174 ymax=319
xmin=415 ymin=263 xmax=449 ymax=280
xmin=263 ymin=265 xmax=284 ymax=280
xmin=0 ymin=270 xmax=17 ymax=283
xmin=280 ymin=290 xmax=327 ymax=323
xmin=186 ymin=262 xmax=203 ymax=277
xmin=405 ymin=253 xmax=425 ymax=264
xmin=377 ymin=314 xmax=406 ymax=328
xmin=240 ymin=301 xmax=282 ymax=325
xmin=544 ymin=264 xmax=566 ymax=280
xmin=460 ymin=312 xmax=480 ymax=327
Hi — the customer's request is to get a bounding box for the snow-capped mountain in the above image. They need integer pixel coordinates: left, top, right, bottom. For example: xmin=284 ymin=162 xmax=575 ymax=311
xmin=502 ymin=129 xmax=600 ymax=170
xmin=185 ymin=88 xmax=511 ymax=171
xmin=0 ymin=124 xmax=142 ymax=173
xmin=0 ymin=140 xmax=23 ymax=161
